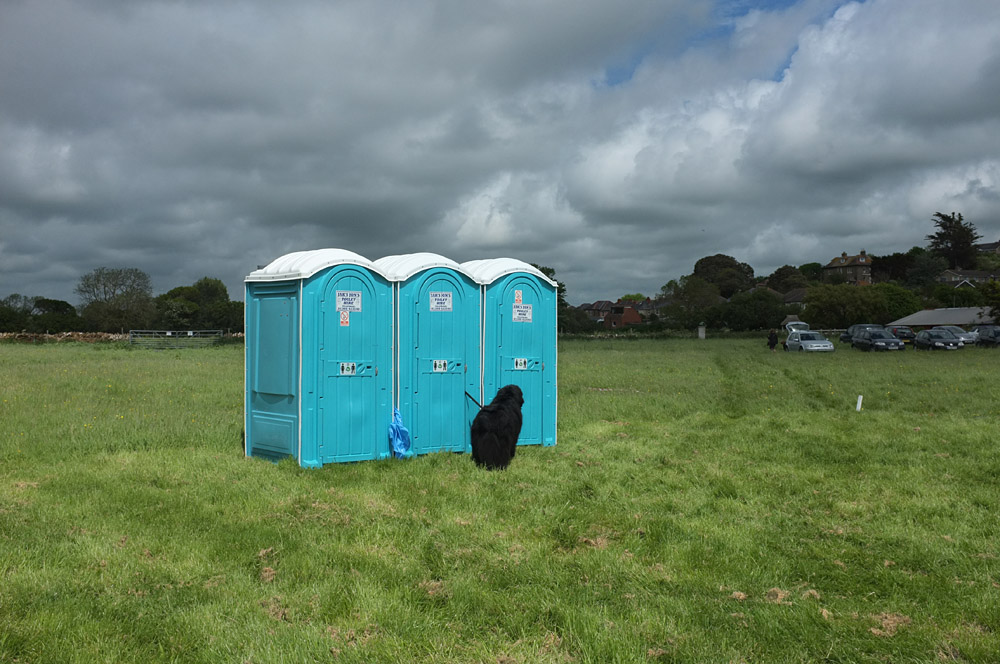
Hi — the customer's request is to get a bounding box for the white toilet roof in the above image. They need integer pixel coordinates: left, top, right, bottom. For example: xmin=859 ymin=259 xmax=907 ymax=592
xmin=373 ymin=253 xmax=475 ymax=282
xmin=460 ymin=258 xmax=557 ymax=286
xmin=245 ymin=249 xmax=387 ymax=282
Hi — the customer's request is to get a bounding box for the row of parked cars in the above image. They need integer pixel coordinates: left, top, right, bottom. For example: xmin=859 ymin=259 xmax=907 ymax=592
xmin=782 ymin=322 xmax=1000 ymax=352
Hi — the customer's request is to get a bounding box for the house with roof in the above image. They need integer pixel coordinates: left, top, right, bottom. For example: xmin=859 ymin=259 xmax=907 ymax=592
xmin=783 ymin=288 xmax=808 ymax=310
xmin=745 ymin=285 xmax=784 ymax=299
xmin=602 ymin=302 xmax=643 ymax=329
xmin=631 ymin=297 xmax=670 ymax=319
xmin=977 ymin=240 xmax=1000 ymax=254
xmin=822 ymin=250 xmax=872 ymax=285
xmin=937 ymin=269 xmax=997 ymax=288
xmin=581 ymin=300 xmax=614 ymax=321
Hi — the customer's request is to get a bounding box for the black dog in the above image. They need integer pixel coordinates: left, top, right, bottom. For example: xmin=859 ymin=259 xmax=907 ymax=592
xmin=470 ymin=385 xmax=524 ymax=470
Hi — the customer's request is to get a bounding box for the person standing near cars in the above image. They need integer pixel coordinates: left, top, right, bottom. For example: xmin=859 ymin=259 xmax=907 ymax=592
xmin=767 ymin=329 xmax=779 ymax=352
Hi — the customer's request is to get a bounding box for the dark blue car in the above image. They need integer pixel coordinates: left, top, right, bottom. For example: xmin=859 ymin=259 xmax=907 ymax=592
xmin=852 ymin=328 xmax=904 ymax=351
xmin=914 ymin=329 xmax=964 ymax=350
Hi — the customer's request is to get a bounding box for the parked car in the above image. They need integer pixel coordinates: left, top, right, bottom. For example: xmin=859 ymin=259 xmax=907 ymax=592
xmin=840 ymin=324 xmax=884 ymax=344
xmin=931 ymin=325 xmax=977 ymax=345
xmin=887 ymin=325 xmax=915 ymax=344
xmin=914 ymin=328 xmax=965 ymax=350
xmin=784 ymin=331 xmax=835 ymax=352
xmin=852 ymin=328 xmax=905 ymax=351
xmin=972 ymin=325 xmax=1000 ymax=347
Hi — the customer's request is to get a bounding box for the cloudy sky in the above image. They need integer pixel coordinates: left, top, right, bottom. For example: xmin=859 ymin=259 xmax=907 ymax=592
xmin=2 ymin=0 xmax=999 ymax=306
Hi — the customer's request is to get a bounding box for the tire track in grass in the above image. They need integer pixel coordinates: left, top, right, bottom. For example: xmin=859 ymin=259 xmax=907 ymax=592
xmin=709 ymin=349 xmax=784 ymax=419
xmin=708 ymin=351 xmax=747 ymax=419
xmin=777 ymin=364 xmax=842 ymax=410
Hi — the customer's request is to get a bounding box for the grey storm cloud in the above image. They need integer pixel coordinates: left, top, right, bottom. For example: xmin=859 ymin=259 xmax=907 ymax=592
xmin=2 ymin=0 xmax=1000 ymax=305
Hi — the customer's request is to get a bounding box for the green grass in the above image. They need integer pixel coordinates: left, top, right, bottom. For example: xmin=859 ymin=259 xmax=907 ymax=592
xmin=1 ymin=339 xmax=999 ymax=663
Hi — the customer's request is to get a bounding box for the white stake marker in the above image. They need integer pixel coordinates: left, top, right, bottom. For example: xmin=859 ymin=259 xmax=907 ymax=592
xmin=856 ymin=395 xmax=863 ymax=412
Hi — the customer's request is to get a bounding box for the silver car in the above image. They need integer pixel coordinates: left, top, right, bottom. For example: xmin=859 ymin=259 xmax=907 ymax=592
xmin=931 ymin=325 xmax=977 ymax=344
xmin=784 ymin=331 xmax=835 ymax=352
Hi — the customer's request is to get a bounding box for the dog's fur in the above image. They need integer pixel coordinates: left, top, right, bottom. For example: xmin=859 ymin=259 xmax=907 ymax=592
xmin=470 ymin=384 xmax=524 ymax=470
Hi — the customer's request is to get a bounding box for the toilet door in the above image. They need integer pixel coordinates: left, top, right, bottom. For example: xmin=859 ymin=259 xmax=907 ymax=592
xmin=318 ymin=272 xmax=380 ymax=462
xmin=495 ymin=278 xmax=543 ymax=445
xmin=411 ymin=275 xmax=469 ymax=453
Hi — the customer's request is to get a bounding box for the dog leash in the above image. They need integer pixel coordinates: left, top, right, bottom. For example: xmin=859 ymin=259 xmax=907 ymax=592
xmin=464 ymin=391 xmax=483 ymax=410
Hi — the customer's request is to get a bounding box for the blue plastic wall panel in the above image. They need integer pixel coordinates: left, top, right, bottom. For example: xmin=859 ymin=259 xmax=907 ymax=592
xmin=396 ymin=268 xmax=481 ymax=455
xmin=482 ymin=274 xmax=557 ymax=446
xmin=299 ymin=266 xmax=393 ymax=465
xmin=245 ymin=282 xmax=300 ymax=461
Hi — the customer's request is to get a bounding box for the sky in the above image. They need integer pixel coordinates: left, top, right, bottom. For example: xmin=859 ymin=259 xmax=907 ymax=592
xmin=2 ymin=0 xmax=1000 ymax=306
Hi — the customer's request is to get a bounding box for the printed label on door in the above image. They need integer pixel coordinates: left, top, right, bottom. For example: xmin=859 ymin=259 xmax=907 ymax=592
xmin=340 ymin=362 xmax=357 ymax=376
xmin=340 ymin=311 xmax=350 ymax=326
xmin=336 ymin=291 xmax=362 ymax=312
xmin=432 ymin=360 xmax=448 ymax=372
xmin=512 ymin=303 xmax=532 ymax=322
xmin=429 ymin=292 xmax=453 ymax=312
xmin=514 ymin=289 xmax=523 ymax=304
xmin=514 ymin=358 xmax=528 ymax=370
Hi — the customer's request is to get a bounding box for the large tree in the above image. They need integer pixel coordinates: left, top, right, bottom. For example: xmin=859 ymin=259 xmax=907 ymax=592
xmin=869 ymin=247 xmax=924 ymax=283
xmin=692 ymin=254 xmax=755 ymax=298
xmin=766 ymin=265 xmax=808 ymax=293
xmin=154 ymin=287 xmax=200 ymax=329
xmin=801 ymin=283 xmax=920 ymax=328
xmin=798 ymin=262 xmax=823 ymax=282
xmin=30 ymin=298 xmax=81 ymax=333
xmin=0 ymin=294 xmax=34 ymax=332
xmin=722 ymin=289 xmax=787 ymax=331
xmin=905 ymin=253 xmax=948 ymax=292
xmin=75 ymin=267 xmax=155 ymax=332
xmin=874 ymin=283 xmax=922 ymax=324
xmin=154 ymin=277 xmax=242 ymax=331
xmin=659 ymin=276 xmax=723 ymax=329
xmin=0 ymin=295 xmax=81 ymax=332
xmin=927 ymin=212 xmax=981 ymax=269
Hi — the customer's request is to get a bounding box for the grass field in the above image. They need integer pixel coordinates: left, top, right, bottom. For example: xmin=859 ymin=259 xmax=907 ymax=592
xmin=1 ymin=339 xmax=999 ymax=663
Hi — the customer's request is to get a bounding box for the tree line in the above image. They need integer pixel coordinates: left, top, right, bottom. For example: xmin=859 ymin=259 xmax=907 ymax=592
xmin=560 ymin=211 xmax=1000 ymax=332
xmin=1 ymin=268 xmax=243 ymax=334
xmin=4 ymin=212 xmax=997 ymax=335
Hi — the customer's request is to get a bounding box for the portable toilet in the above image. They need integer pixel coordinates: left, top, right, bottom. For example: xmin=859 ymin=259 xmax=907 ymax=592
xmin=245 ymin=249 xmax=394 ymax=467
xmin=374 ymin=253 xmax=481 ymax=456
xmin=462 ymin=258 xmax=557 ymax=447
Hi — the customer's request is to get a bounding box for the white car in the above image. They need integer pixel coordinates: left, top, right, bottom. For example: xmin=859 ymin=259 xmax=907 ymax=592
xmin=784 ymin=331 xmax=835 ymax=352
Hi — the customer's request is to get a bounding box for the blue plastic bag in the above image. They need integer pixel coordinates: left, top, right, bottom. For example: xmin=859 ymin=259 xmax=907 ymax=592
xmin=389 ymin=407 xmax=414 ymax=459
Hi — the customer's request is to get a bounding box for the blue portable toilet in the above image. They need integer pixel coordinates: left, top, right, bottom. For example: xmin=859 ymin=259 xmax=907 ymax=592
xmin=374 ymin=253 xmax=481 ymax=456
xmin=462 ymin=258 xmax=558 ymax=447
xmin=245 ymin=249 xmax=394 ymax=467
